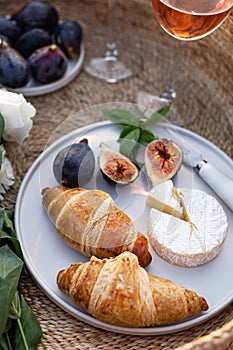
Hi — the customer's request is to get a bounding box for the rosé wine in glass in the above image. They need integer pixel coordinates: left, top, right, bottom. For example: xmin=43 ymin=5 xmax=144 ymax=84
xmin=138 ymin=0 xmax=232 ymax=125
xmin=152 ymin=0 xmax=233 ymax=40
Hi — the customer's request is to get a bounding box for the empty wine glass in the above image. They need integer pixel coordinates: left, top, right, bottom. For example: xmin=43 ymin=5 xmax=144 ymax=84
xmin=137 ymin=0 xmax=233 ymax=126
xmin=85 ymin=0 xmax=141 ymax=83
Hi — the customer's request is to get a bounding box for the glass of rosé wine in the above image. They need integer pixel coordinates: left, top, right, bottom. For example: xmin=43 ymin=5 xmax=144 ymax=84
xmin=85 ymin=0 xmax=141 ymax=83
xmin=137 ymin=0 xmax=233 ymax=126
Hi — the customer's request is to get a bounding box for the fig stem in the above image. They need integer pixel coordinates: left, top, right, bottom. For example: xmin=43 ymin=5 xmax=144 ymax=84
xmin=49 ymin=44 xmax=57 ymax=51
xmin=0 ymin=38 xmax=7 ymax=48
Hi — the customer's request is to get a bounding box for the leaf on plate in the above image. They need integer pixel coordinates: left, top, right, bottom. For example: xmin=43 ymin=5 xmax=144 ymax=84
xmin=103 ymin=109 xmax=141 ymax=127
xmin=139 ymin=129 xmax=156 ymax=144
xmin=119 ymin=128 xmax=141 ymax=162
xmin=103 ymin=106 xmax=170 ymax=166
xmin=119 ymin=125 xmax=138 ymax=140
xmin=141 ymin=105 xmax=171 ymax=129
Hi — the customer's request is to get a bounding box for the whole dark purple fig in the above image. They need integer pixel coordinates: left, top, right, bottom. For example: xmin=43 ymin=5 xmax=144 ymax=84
xmin=53 ymin=139 xmax=95 ymax=188
xmin=0 ymin=17 xmax=21 ymax=44
xmin=12 ymin=1 xmax=59 ymax=34
xmin=55 ymin=20 xmax=82 ymax=59
xmin=28 ymin=44 xmax=68 ymax=84
xmin=15 ymin=28 xmax=52 ymax=58
xmin=0 ymin=39 xmax=30 ymax=88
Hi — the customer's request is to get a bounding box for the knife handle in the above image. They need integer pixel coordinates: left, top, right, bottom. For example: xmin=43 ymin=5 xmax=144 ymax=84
xmin=198 ymin=162 xmax=233 ymax=211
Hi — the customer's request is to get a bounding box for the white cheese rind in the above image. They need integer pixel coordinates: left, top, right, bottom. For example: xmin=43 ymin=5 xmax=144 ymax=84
xmin=148 ymin=185 xmax=228 ymax=267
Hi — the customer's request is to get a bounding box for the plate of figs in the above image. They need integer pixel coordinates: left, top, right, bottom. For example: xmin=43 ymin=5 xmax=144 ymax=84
xmin=0 ymin=1 xmax=84 ymax=96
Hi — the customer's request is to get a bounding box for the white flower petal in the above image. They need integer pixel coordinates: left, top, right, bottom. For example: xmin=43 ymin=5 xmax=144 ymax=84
xmin=0 ymin=89 xmax=22 ymax=103
xmin=4 ymin=119 xmax=33 ymax=143
xmin=0 ymin=145 xmax=14 ymax=200
xmin=20 ymin=101 xmax=36 ymax=120
xmin=0 ymin=89 xmax=36 ymax=144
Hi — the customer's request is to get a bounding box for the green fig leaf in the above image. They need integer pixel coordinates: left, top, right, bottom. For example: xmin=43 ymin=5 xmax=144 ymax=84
xmin=103 ymin=109 xmax=140 ymax=126
xmin=141 ymin=105 xmax=171 ymax=129
xmin=119 ymin=125 xmax=138 ymax=140
xmin=119 ymin=128 xmax=140 ymax=160
xmin=14 ymin=294 xmax=42 ymax=350
xmin=139 ymin=129 xmax=156 ymax=144
xmin=0 ymin=245 xmax=23 ymax=337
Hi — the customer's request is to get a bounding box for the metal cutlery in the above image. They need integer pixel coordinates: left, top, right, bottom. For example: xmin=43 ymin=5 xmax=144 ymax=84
xmin=167 ymin=128 xmax=233 ymax=211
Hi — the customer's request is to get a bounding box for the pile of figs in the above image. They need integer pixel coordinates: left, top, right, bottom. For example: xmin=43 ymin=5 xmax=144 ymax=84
xmin=0 ymin=1 xmax=83 ymax=88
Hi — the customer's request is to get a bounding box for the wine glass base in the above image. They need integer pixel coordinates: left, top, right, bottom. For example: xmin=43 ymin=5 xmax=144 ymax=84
xmin=85 ymin=56 xmax=140 ymax=83
xmin=136 ymin=91 xmax=198 ymax=127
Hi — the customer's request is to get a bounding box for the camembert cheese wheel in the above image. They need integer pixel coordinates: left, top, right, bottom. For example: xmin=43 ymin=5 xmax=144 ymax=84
xmin=147 ymin=181 xmax=228 ymax=267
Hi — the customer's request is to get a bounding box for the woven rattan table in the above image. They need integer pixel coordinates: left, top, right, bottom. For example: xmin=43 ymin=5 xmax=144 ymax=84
xmin=1 ymin=0 xmax=232 ymax=349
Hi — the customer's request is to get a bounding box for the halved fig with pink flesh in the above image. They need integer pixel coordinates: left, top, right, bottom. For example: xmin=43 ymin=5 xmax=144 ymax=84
xmin=98 ymin=143 xmax=139 ymax=185
xmin=145 ymin=139 xmax=182 ymax=186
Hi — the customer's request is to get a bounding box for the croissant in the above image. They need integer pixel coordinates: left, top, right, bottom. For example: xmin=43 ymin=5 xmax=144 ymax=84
xmin=57 ymin=251 xmax=208 ymax=327
xmin=42 ymin=186 xmax=152 ymax=267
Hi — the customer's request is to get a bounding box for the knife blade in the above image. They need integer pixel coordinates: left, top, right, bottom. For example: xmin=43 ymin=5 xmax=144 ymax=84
xmin=167 ymin=128 xmax=233 ymax=211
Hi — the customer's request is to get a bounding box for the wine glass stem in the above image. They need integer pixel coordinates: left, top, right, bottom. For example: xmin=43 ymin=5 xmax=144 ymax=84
xmin=160 ymin=41 xmax=184 ymax=102
xmin=104 ymin=0 xmax=118 ymax=58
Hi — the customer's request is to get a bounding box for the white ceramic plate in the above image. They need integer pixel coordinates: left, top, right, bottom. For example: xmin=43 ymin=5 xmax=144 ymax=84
xmin=15 ymin=121 xmax=233 ymax=335
xmin=5 ymin=44 xmax=85 ymax=96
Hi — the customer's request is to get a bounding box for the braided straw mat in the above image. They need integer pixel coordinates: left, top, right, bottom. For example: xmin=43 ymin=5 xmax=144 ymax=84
xmin=1 ymin=0 xmax=232 ymax=349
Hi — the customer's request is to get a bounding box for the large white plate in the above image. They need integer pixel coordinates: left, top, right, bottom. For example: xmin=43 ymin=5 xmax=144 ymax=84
xmin=15 ymin=121 xmax=233 ymax=335
xmin=6 ymin=44 xmax=85 ymax=97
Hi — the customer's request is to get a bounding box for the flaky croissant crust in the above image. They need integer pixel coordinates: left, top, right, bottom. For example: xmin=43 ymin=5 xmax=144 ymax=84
xmin=42 ymin=186 xmax=152 ymax=267
xmin=57 ymin=252 xmax=208 ymax=328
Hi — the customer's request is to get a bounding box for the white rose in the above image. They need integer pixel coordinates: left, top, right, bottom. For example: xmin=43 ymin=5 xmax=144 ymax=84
xmin=0 ymin=145 xmax=14 ymax=200
xmin=0 ymin=89 xmax=36 ymax=143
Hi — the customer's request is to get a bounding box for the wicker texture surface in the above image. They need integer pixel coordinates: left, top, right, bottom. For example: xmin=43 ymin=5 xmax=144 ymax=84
xmin=0 ymin=0 xmax=232 ymax=349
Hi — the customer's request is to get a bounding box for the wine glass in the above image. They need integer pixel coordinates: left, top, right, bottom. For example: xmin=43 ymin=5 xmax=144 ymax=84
xmin=137 ymin=0 xmax=233 ymax=126
xmin=85 ymin=0 xmax=141 ymax=83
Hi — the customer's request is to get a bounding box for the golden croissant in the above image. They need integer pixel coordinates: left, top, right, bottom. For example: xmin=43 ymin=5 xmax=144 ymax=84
xmin=57 ymin=251 xmax=208 ymax=327
xmin=42 ymin=186 xmax=152 ymax=267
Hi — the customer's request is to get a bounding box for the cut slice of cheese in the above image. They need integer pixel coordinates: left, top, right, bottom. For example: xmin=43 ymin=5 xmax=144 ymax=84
xmin=146 ymin=180 xmax=186 ymax=220
xmin=147 ymin=180 xmax=228 ymax=267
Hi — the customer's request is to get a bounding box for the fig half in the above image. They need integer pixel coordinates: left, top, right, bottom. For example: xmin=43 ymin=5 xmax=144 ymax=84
xmin=98 ymin=143 xmax=139 ymax=185
xmin=145 ymin=139 xmax=182 ymax=186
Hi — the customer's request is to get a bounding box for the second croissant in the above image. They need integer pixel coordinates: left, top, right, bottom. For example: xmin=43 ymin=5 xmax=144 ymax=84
xmin=57 ymin=251 xmax=209 ymax=328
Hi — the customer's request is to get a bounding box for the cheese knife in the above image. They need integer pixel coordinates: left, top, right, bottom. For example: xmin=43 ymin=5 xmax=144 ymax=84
xmin=167 ymin=128 xmax=233 ymax=211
